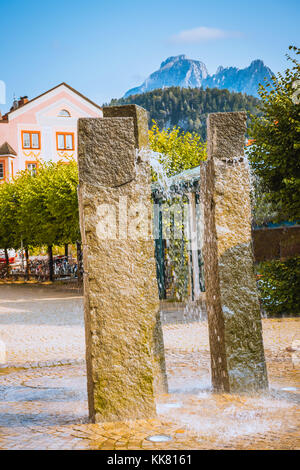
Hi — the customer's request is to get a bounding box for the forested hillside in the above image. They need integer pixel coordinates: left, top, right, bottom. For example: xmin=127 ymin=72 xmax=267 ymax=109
xmin=109 ymin=86 xmax=261 ymax=140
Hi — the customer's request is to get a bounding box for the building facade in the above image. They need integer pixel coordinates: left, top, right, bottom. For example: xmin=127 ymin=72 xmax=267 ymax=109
xmin=0 ymin=83 xmax=103 ymax=182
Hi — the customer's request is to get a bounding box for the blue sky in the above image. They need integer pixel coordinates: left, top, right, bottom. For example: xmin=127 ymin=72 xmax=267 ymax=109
xmin=0 ymin=0 xmax=299 ymax=112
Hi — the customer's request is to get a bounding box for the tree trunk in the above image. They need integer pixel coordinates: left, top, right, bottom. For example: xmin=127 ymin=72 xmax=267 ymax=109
xmin=4 ymin=248 xmax=9 ymax=278
xmin=48 ymin=245 xmax=54 ymax=282
xmin=4 ymin=248 xmax=9 ymax=266
xmin=64 ymin=244 xmax=68 ymax=261
xmin=76 ymin=241 xmax=83 ymax=285
xmin=25 ymin=247 xmax=30 ymax=281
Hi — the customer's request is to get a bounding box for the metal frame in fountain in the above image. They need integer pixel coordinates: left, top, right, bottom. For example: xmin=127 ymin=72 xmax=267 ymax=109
xmin=151 ymin=167 xmax=205 ymax=303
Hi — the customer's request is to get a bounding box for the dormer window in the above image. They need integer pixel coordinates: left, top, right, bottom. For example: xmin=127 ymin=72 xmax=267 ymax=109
xmin=58 ymin=109 xmax=71 ymax=117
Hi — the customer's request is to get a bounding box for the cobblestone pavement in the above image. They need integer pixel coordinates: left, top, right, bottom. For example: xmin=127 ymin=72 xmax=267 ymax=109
xmin=0 ymin=285 xmax=299 ymax=450
xmin=0 ymin=284 xmax=84 ymax=365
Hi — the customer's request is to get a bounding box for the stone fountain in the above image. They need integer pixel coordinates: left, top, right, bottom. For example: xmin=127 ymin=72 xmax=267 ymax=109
xmin=77 ymin=106 xmax=268 ymax=423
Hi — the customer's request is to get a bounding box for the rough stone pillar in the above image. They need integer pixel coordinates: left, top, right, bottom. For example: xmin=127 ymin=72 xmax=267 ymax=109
xmin=201 ymin=112 xmax=268 ymax=393
xmin=78 ymin=105 xmax=167 ymax=423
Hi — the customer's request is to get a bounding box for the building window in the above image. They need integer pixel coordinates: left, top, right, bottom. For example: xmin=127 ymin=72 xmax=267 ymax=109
xmin=0 ymin=161 xmax=4 ymax=180
xmin=58 ymin=109 xmax=71 ymax=117
xmin=56 ymin=132 xmax=74 ymax=150
xmin=26 ymin=162 xmax=37 ymax=176
xmin=22 ymin=131 xmax=41 ymax=150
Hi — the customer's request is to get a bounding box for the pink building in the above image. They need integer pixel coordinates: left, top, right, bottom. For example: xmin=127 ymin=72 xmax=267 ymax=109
xmin=0 ymin=83 xmax=103 ymax=182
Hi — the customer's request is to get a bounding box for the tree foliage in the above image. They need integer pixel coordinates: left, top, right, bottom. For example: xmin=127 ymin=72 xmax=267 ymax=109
xmin=248 ymin=46 xmax=300 ymax=222
xmin=0 ymin=160 xmax=79 ymax=251
xmin=257 ymin=256 xmax=300 ymax=316
xmin=109 ymin=86 xmax=261 ymax=140
xmin=149 ymin=120 xmax=206 ymax=177
xmin=0 ymin=180 xmax=20 ymax=250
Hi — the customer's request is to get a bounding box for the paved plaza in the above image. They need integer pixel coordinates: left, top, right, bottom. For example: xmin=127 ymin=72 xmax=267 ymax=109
xmin=0 ymin=284 xmax=299 ymax=450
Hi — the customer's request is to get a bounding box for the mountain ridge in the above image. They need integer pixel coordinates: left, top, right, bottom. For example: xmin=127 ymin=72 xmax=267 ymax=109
xmin=124 ymin=55 xmax=274 ymax=98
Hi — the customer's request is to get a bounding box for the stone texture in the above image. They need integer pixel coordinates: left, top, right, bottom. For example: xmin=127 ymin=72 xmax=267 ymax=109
xmin=77 ymin=105 xmax=167 ymax=423
xmin=103 ymin=104 xmax=149 ymax=150
xmin=201 ymin=112 xmax=268 ymax=393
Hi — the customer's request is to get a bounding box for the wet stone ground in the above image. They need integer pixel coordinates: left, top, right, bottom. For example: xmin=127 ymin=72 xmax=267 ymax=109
xmin=0 ymin=284 xmax=299 ymax=450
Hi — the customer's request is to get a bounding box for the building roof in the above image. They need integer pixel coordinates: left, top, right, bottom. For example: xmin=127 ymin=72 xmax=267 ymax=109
xmin=6 ymin=82 xmax=102 ymax=118
xmin=0 ymin=141 xmax=17 ymax=156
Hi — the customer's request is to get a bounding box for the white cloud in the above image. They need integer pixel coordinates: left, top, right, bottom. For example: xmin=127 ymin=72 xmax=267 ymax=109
xmin=170 ymin=26 xmax=241 ymax=44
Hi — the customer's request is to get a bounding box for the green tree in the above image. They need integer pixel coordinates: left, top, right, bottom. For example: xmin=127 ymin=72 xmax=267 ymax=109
xmin=43 ymin=160 xmax=80 ymax=245
xmin=0 ymin=181 xmax=20 ymax=271
xmin=15 ymin=160 xmax=79 ymax=247
xmin=149 ymin=120 xmax=206 ymax=177
xmin=248 ymin=46 xmax=300 ymax=222
xmin=0 ymin=160 xmax=80 ymax=280
xmin=17 ymin=160 xmax=79 ymax=279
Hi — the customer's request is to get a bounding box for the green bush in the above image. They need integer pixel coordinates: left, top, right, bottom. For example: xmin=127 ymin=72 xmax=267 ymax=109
xmin=256 ymin=256 xmax=300 ymax=317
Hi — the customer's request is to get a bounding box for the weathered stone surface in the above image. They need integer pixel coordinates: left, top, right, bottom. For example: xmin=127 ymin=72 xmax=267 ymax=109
xmin=201 ymin=112 xmax=268 ymax=392
xmin=78 ymin=105 xmax=167 ymax=423
xmin=78 ymin=118 xmax=136 ymax=189
xmin=103 ymin=104 xmax=149 ymax=150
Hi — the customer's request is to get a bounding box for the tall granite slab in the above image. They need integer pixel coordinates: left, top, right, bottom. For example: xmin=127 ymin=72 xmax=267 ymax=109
xmin=201 ymin=112 xmax=268 ymax=393
xmin=78 ymin=105 xmax=167 ymax=423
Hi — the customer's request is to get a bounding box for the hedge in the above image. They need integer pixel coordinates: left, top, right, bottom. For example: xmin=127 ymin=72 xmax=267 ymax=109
xmin=256 ymin=256 xmax=300 ymax=317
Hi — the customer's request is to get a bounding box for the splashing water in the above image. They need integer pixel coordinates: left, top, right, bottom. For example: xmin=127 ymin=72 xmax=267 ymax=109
xmin=146 ymin=434 xmax=172 ymax=442
xmin=137 ymin=147 xmax=204 ymax=304
xmin=136 ymin=148 xmax=173 ymax=197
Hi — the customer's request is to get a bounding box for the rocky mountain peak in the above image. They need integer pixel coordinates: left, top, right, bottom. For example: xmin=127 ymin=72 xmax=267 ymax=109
xmin=124 ymin=55 xmax=274 ymax=98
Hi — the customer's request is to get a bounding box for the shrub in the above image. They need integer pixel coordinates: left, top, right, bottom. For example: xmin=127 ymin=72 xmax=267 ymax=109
xmin=256 ymin=256 xmax=300 ymax=317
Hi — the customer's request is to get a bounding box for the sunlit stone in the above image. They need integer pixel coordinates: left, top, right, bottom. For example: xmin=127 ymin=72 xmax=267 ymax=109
xmin=77 ymin=105 xmax=167 ymax=423
xmin=201 ymin=112 xmax=268 ymax=393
